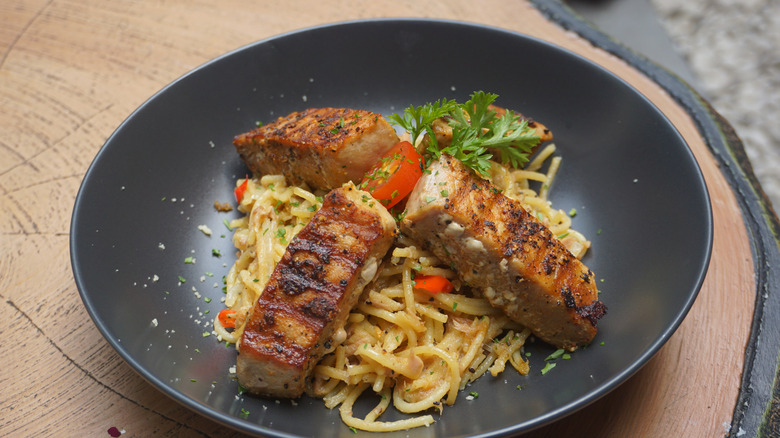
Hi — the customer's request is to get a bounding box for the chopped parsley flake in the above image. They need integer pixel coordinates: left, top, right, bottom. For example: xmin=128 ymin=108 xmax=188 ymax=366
xmin=212 ymin=249 xmax=222 ymax=257
xmin=540 ymin=362 xmax=556 ymax=375
xmin=545 ymin=349 xmax=565 ymax=361
xmin=184 ymin=256 xmax=195 ymax=264
xmin=276 ymin=228 xmax=287 ymax=243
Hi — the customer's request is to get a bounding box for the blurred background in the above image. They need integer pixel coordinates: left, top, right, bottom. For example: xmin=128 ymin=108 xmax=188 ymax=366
xmin=568 ymin=0 xmax=780 ymax=211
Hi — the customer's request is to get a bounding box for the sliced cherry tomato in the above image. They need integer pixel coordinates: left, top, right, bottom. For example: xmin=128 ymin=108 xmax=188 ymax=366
xmin=360 ymin=141 xmax=423 ymax=209
xmin=413 ymin=274 xmax=454 ymax=294
xmin=218 ymin=309 xmax=237 ymax=328
xmin=234 ymin=177 xmax=249 ymax=203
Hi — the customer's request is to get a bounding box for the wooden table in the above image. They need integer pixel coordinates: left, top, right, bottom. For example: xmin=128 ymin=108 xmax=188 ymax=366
xmin=3 ymin=1 xmax=779 ymax=436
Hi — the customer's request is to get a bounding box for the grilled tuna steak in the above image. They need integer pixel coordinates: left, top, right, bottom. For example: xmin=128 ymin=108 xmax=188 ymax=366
xmin=237 ymin=182 xmax=398 ymax=397
xmin=234 ymin=108 xmax=400 ymax=190
xmin=401 ymin=155 xmax=605 ymax=351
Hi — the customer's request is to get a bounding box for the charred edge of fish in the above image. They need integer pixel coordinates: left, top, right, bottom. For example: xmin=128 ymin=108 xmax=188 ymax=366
xmin=560 ymin=286 xmax=607 ymax=326
xmin=577 ymin=301 xmax=607 ymax=326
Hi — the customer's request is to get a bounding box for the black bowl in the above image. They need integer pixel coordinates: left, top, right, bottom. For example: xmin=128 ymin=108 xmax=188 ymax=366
xmin=71 ymin=18 xmax=712 ymax=437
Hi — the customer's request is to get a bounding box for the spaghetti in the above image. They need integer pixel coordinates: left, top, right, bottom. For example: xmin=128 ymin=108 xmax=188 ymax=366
xmin=215 ymin=143 xmax=590 ymax=431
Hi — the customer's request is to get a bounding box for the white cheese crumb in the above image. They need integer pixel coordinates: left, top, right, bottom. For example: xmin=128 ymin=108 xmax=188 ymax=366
xmin=444 ymin=221 xmax=464 ymax=237
xmin=361 ymin=258 xmax=378 ymax=283
xmin=463 ymin=237 xmax=485 ymax=252
xmin=158 ymin=243 xmax=166 ymax=250
xmin=152 ymin=274 xmax=159 ymax=282
xmin=302 ymin=94 xmax=307 ymax=102
xmin=465 ymin=395 xmax=474 ymax=401
xmin=151 ymin=318 xmax=158 ymax=327
xmin=197 ymin=224 xmax=213 ymax=236
xmin=229 ymin=365 xmax=237 ymax=374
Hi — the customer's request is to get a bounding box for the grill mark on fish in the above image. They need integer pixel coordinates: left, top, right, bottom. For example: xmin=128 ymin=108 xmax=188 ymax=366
xmin=234 ymin=108 xmax=399 ymax=190
xmin=401 ymin=155 xmax=605 ymax=351
xmin=237 ymin=182 xmax=397 ymax=397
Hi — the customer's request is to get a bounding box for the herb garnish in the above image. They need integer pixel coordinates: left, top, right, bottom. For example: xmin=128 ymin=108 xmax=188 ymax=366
xmin=389 ymin=91 xmax=540 ymax=177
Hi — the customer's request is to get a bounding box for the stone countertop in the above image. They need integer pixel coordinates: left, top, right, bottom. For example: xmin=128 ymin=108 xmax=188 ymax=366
xmin=651 ymin=0 xmax=780 ymax=211
xmin=571 ymin=0 xmax=780 ymax=211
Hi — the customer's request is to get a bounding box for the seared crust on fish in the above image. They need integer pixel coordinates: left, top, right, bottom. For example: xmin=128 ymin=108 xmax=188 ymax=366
xmin=401 ymin=156 xmax=605 ymax=351
xmin=234 ymin=108 xmax=400 ymax=190
xmin=237 ymin=183 xmax=398 ymax=397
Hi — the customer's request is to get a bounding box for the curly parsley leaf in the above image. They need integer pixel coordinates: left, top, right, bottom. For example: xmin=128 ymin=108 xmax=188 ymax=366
xmin=388 ymin=98 xmax=458 ymax=149
xmin=390 ymin=91 xmax=541 ymax=177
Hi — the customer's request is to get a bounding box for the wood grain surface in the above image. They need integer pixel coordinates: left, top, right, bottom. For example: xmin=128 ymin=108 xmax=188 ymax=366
xmin=0 ymin=1 xmax=755 ymax=436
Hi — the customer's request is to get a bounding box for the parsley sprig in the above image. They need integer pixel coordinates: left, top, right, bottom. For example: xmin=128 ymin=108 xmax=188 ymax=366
xmin=389 ymin=91 xmax=541 ymax=177
xmin=388 ymin=98 xmax=457 ymax=149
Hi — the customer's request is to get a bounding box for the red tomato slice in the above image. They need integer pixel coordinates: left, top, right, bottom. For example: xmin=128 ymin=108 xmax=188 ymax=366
xmin=360 ymin=141 xmax=423 ymax=209
xmin=234 ymin=177 xmax=249 ymax=203
xmin=413 ymin=274 xmax=454 ymax=294
xmin=218 ymin=309 xmax=237 ymax=328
